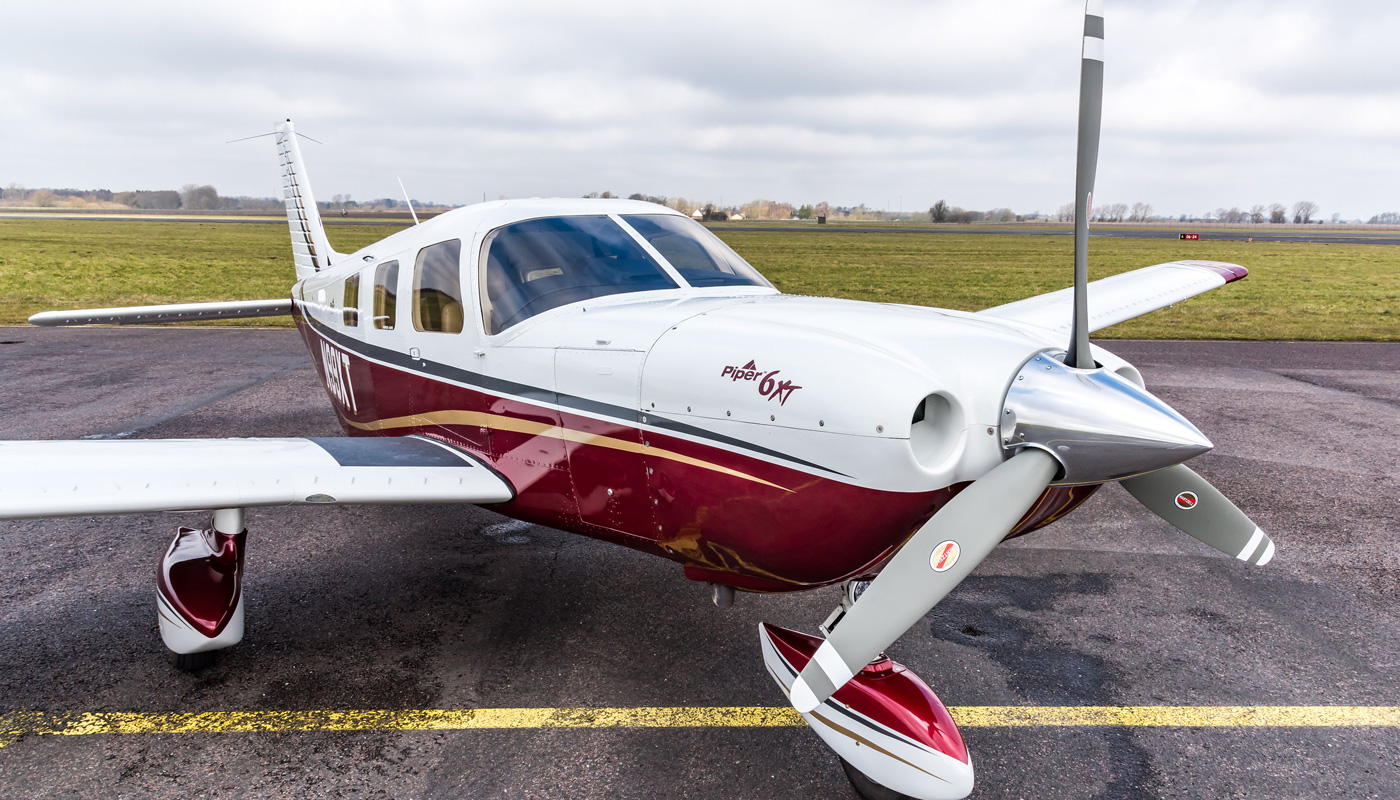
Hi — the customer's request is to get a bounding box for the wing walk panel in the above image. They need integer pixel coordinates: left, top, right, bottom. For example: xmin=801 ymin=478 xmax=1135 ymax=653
xmin=0 ymin=435 xmax=513 ymax=520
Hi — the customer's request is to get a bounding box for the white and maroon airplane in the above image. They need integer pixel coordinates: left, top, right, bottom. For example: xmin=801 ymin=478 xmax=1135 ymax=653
xmin=4 ymin=4 xmax=1273 ymax=798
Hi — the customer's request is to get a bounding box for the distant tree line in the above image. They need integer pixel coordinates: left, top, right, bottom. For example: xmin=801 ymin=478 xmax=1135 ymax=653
xmin=0 ymin=183 xmax=455 ymax=213
xmin=1202 ymin=201 xmax=1325 ymax=224
xmin=1037 ymin=199 xmax=1377 ymax=225
xmin=6 ymin=180 xmax=1396 ymax=226
xmin=595 ymin=192 xmax=917 ymax=222
xmin=928 ymin=200 xmax=1025 ymax=224
xmin=0 ymin=182 xmax=281 ymax=211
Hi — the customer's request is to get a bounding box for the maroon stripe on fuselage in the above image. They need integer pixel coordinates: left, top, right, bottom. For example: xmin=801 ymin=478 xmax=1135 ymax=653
xmin=294 ymin=310 xmax=1094 ymax=592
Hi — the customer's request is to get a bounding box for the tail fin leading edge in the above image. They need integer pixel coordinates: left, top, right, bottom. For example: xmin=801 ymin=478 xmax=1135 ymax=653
xmin=275 ymin=119 xmax=342 ymax=281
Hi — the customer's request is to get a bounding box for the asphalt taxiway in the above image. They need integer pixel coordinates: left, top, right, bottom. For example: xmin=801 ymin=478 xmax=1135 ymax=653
xmin=0 ymin=328 xmax=1396 ymax=799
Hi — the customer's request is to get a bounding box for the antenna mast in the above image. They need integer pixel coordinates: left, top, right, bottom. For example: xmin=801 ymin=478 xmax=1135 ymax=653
xmin=397 ymin=177 xmax=420 ymax=225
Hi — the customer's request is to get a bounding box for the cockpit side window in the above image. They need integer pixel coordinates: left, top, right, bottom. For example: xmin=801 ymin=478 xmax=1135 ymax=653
xmin=372 ymin=260 xmax=399 ymax=330
xmin=620 ymin=214 xmax=772 ymax=288
xmin=342 ymin=273 xmax=360 ymax=327
xmin=413 ymin=239 xmax=464 ymax=334
xmin=479 ymin=216 xmax=677 ymax=335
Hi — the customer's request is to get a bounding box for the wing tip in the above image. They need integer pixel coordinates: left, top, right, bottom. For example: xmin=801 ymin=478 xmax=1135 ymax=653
xmin=1179 ymin=260 xmax=1249 ymax=283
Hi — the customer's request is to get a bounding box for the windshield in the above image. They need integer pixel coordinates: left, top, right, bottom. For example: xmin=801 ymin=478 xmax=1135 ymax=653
xmin=480 ymin=215 xmax=678 ymax=334
xmin=621 ymin=214 xmax=772 ymax=288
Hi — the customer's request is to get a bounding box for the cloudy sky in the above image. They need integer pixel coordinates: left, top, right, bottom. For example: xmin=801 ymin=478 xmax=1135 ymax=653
xmin=2 ymin=0 xmax=1396 ymax=219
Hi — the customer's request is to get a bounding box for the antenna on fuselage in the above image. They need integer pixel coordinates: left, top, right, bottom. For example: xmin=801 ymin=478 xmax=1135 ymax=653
xmin=397 ymin=177 xmax=420 ymax=225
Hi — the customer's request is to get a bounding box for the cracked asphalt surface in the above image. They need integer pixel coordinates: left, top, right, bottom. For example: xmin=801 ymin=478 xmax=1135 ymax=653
xmin=0 ymin=328 xmax=1396 ymax=799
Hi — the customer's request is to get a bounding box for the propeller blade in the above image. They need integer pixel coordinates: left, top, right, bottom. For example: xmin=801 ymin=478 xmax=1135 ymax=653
xmin=1067 ymin=0 xmax=1105 ymax=369
xmin=788 ymin=449 xmax=1059 ymax=713
xmin=1120 ymin=464 xmax=1275 ymax=565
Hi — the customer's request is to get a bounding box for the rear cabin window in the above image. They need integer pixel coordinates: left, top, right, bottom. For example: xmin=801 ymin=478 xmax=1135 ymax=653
xmin=413 ymin=239 xmax=464 ymax=334
xmin=373 ymin=260 xmax=399 ymax=330
xmin=621 ymin=214 xmax=772 ymax=288
xmin=479 ymin=216 xmax=677 ymax=335
xmin=342 ymin=273 xmax=360 ymax=327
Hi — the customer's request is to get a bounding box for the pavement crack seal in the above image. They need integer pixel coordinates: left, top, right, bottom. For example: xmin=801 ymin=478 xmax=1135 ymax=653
xmin=2 ymin=706 xmax=1398 ymax=749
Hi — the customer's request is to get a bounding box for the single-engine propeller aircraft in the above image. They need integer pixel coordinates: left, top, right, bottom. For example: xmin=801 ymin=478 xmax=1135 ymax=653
xmin=6 ymin=3 xmax=1273 ymax=797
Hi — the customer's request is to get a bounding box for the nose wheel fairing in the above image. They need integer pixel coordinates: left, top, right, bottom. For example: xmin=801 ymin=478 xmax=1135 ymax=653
xmin=760 ymin=623 xmax=974 ymax=800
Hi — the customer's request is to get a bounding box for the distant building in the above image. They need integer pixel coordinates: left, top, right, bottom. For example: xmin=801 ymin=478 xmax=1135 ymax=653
xmin=690 ymin=209 xmax=704 ymax=219
xmin=731 ymin=213 xmax=745 ymax=221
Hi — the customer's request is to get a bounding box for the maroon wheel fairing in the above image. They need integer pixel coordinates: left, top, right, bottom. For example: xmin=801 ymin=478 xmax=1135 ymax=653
xmin=157 ymin=527 xmax=246 ymax=639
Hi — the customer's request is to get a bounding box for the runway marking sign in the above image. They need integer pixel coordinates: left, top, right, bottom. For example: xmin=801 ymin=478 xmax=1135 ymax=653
xmin=3 ymin=705 xmax=1399 ymax=749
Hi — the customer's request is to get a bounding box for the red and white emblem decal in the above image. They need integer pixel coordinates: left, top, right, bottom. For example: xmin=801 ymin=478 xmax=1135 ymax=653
xmin=930 ymin=540 xmax=960 ymax=573
xmin=1174 ymin=491 xmax=1198 ymax=510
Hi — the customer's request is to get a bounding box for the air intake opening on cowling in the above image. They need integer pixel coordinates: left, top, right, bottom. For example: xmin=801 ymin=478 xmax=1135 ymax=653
xmin=910 ymin=393 xmax=960 ymax=469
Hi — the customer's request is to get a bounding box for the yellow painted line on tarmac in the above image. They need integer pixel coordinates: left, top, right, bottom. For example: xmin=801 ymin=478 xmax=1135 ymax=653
xmin=951 ymin=706 xmax=1400 ymax=727
xmin=1 ymin=706 xmax=1397 ymax=749
xmin=0 ymin=707 xmax=799 ymax=747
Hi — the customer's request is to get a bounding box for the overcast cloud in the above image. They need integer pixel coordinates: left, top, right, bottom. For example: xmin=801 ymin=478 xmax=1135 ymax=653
xmin=2 ymin=0 xmax=1396 ymax=218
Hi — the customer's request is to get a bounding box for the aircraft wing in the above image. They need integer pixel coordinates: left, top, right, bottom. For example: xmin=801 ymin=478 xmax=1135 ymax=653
xmin=0 ymin=435 xmax=512 ymax=519
xmin=28 ymin=299 xmax=292 ymax=327
xmin=977 ymin=260 xmax=1248 ymax=335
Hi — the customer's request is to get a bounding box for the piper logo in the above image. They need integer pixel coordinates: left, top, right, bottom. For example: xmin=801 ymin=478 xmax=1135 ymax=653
xmin=930 ymin=540 xmax=960 ymax=573
xmin=1174 ymin=491 xmax=1198 ymax=510
xmin=719 ymin=360 xmax=803 ymax=406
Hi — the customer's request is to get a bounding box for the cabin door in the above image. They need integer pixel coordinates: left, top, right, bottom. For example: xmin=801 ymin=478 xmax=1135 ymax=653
xmin=554 ymin=348 xmax=654 ymax=537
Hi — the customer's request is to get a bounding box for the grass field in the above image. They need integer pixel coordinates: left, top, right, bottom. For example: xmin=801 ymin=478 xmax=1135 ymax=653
xmin=1 ymin=218 xmax=1395 ymax=339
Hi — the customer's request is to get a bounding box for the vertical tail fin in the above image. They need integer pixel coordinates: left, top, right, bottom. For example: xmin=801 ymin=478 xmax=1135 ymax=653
xmin=275 ymin=119 xmax=342 ymax=280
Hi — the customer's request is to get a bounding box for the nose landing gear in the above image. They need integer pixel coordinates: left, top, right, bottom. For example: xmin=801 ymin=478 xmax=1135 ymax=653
xmin=759 ymin=623 xmax=974 ymax=800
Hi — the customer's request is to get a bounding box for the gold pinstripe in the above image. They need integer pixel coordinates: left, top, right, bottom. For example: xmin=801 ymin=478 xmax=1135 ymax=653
xmin=345 ymin=410 xmax=792 ymax=492
xmin=806 ymin=707 xmax=951 ymax=782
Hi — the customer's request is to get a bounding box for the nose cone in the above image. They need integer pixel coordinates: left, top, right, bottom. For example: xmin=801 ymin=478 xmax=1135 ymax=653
xmin=1001 ymin=353 xmax=1212 ymax=485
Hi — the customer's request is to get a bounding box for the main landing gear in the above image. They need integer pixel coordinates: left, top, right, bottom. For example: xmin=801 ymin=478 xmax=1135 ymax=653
xmin=156 ymin=508 xmax=247 ymax=671
xmin=760 ymin=583 xmax=974 ymax=800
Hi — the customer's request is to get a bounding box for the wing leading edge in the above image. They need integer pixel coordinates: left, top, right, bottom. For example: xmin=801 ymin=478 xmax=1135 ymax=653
xmin=28 ymin=299 xmax=293 ymax=327
xmin=0 ymin=435 xmax=513 ymax=519
xmin=977 ymin=260 xmax=1248 ymax=335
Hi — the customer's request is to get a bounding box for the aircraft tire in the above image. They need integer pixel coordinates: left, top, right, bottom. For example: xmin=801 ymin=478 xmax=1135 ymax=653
xmin=839 ymin=756 xmax=916 ymax=800
xmin=168 ymin=649 xmax=217 ymax=672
